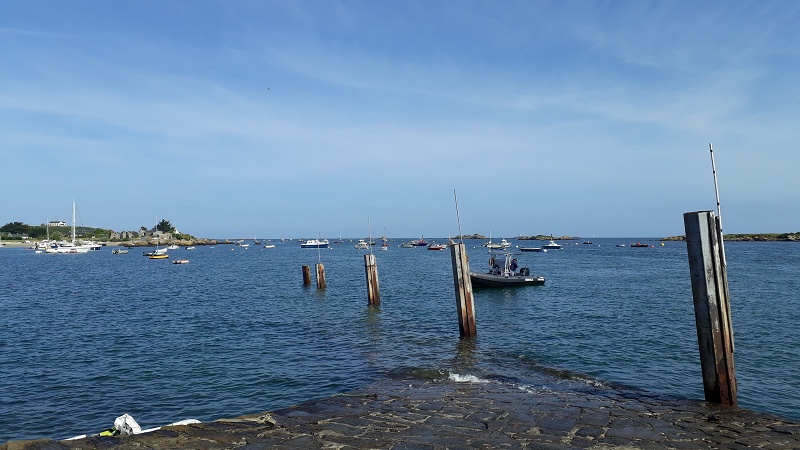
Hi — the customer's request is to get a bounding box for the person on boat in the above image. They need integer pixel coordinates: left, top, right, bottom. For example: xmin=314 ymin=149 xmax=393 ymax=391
xmin=510 ymin=258 xmax=519 ymax=272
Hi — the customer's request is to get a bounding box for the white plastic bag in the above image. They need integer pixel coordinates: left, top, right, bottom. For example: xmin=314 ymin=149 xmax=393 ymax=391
xmin=113 ymin=413 xmax=142 ymax=435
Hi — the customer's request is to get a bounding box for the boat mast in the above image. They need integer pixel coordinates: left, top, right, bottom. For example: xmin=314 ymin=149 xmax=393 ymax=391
xmin=72 ymin=200 xmax=76 ymax=245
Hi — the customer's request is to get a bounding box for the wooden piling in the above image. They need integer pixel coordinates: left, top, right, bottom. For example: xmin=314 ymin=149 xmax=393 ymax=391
xmin=302 ymin=265 xmax=311 ymax=286
xmin=315 ymin=263 xmax=326 ymax=290
xmin=450 ymin=243 xmax=476 ymax=338
xmin=364 ymin=253 xmax=380 ymax=305
xmin=684 ymin=210 xmax=737 ymax=406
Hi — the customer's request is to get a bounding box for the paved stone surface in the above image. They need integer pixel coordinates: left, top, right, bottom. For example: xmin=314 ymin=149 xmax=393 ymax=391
xmin=5 ymin=378 xmax=800 ymax=449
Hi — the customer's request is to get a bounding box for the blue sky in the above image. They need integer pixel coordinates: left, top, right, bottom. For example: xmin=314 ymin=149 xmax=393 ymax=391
xmin=2 ymin=1 xmax=799 ymax=239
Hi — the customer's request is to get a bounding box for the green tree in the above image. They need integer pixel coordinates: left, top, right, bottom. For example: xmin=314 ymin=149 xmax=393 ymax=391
xmin=156 ymin=219 xmax=175 ymax=233
xmin=1 ymin=222 xmax=29 ymax=234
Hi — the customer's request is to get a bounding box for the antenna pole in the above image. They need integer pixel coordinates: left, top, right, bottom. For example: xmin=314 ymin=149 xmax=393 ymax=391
xmin=709 ymin=143 xmax=726 ymax=266
xmin=454 ymin=190 xmax=464 ymax=244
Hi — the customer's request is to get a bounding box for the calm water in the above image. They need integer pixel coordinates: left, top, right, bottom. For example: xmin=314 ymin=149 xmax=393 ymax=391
xmin=1 ymin=238 xmax=798 ymax=442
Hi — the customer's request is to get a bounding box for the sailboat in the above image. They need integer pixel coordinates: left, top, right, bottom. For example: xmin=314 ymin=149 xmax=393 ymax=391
xmin=148 ymin=237 xmax=169 ymax=259
xmin=45 ymin=201 xmax=91 ymax=253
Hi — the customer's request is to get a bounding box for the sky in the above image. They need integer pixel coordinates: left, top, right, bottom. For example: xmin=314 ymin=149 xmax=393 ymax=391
xmin=2 ymin=1 xmax=799 ymax=239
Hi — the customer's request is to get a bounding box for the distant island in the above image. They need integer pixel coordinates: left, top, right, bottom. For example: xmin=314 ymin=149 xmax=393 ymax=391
xmin=661 ymin=233 xmax=800 ymax=242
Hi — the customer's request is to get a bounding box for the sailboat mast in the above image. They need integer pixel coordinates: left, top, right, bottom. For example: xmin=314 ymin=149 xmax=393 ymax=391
xmin=72 ymin=200 xmax=77 ymax=245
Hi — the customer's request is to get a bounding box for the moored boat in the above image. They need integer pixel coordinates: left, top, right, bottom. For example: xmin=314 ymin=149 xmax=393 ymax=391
xmin=300 ymin=239 xmax=329 ymax=248
xmin=469 ymin=252 xmax=545 ymax=287
xmin=354 ymin=239 xmax=370 ymax=249
xmin=172 ymin=259 xmax=189 ymax=264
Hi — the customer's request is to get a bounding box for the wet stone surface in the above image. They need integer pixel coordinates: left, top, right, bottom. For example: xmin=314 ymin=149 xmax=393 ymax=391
xmin=5 ymin=378 xmax=800 ymax=449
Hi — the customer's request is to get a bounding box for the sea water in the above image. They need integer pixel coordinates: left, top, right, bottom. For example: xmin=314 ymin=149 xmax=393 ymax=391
xmin=1 ymin=238 xmax=798 ymax=442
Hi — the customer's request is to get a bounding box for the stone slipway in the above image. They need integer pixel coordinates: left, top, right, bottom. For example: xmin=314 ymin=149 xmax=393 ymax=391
xmin=5 ymin=378 xmax=800 ymax=450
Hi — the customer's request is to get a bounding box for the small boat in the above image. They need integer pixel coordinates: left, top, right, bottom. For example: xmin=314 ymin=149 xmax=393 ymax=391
xmin=616 ymin=244 xmax=626 ymax=247
xmin=300 ymin=239 xmax=329 ymax=248
xmin=185 ymin=246 xmax=196 ymax=250
xmin=167 ymin=244 xmax=179 ymax=250
xmin=398 ymin=242 xmax=415 ymax=248
xmin=263 ymin=244 xmax=275 ymax=249
xmin=427 ymin=242 xmax=446 ymax=250
xmin=354 ymin=239 xmax=370 ymax=249
xmin=112 ymin=248 xmax=128 ymax=254
xmin=149 ymin=253 xmax=169 ymax=259
xmin=583 ymin=241 xmax=593 ymax=245
xmin=410 ymin=236 xmax=428 ymax=246
xmin=483 ymin=238 xmax=511 ymax=250
xmin=470 ymin=252 xmax=545 ymax=287
xmin=172 ymin=259 xmax=189 ymax=264
xmin=519 ymin=247 xmax=544 ymax=252
xmin=542 ymin=240 xmax=562 ymax=250
xmin=631 ymin=242 xmax=649 ymax=248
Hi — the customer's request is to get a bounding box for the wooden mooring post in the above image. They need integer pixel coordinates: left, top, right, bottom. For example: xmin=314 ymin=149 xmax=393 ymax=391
xmin=302 ymin=265 xmax=312 ymax=286
xmin=364 ymin=253 xmax=380 ymax=305
xmin=315 ymin=263 xmax=326 ymax=290
xmin=450 ymin=242 xmax=476 ymax=338
xmin=684 ymin=210 xmax=737 ymax=406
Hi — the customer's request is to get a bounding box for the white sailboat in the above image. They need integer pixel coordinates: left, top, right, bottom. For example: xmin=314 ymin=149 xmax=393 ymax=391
xmin=45 ymin=201 xmax=91 ymax=254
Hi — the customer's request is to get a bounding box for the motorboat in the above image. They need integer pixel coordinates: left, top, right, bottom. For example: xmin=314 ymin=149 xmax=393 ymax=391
xmin=631 ymin=242 xmax=649 ymax=247
xmin=172 ymin=259 xmax=189 ymax=264
xmin=185 ymin=246 xmax=196 ymax=250
xmin=398 ymin=242 xmax=415 ymax=248
xmin=483 ymin=238 xmax=511 ymax=250
xmin=354 ymin=239 xmax=370 ymax=249
xmin=410 ymin=236 xmax=428 ymax=246
xmin=427 ymin=242 xmax=446 ymax=250
xmin=263 ymin=244 xmax=276 ymax=249
xmin=112 ymin=248 xmax=128 ymax=254
xmin=542 ymin=240 xmax=562 ymax=250
xmin=300 ymin=239 xmax=329 ymax=248
xmin=519 ymin=247 xmax=544 ymax=252
xmin=469 ymin=252 xmax=545 ymax=287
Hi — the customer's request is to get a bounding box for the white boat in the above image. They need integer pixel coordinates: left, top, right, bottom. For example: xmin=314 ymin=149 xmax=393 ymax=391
xmin=45 ymin=201 xmax=91 ymax=254
xmin=167 ymin=244 xmax=179 ymax=250
xmin=300 ymin=239 xmax=329 ymax=248
xmin=542 ymin=240 xmax=562 ymax=250
xmin=483 ymin=238 xmax=511 ymax=249
xmin=185 ymin=246 xmax=196 ymax=250
xmin=112 ymin=248 xmax=128 ymax=254
xmin=263 ymin=244 xmax=275 ymax=249
xmin=354 ymin=239 xmax=369 ymax=249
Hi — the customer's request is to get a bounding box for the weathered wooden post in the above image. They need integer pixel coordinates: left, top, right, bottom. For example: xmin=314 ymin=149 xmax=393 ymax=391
xmin=450 ymin=242 xmax=476 ymax=338
xmin=302 ymin=265 xmax=311 ymax=286
xmin=364 ymin=253 xmax=380 ymax=305
xmin=315 ymin=263 xmax=326 ymax=290
xmin=684 ymin=210 xmax=737 ymax=406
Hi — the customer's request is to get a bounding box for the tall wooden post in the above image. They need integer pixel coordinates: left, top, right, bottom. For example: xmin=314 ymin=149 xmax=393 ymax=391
xmin=364 ymin=253 xmax=380 ymax=305
xmin=450 ymin=243 xmax=476 ymax=338
xmin=315 ymin=263 xmax=326 ymax=290
xmin=302 ymin=265 xmax=311 ymax=286
xmin=684 ymin=211 xmax=737 ymax=406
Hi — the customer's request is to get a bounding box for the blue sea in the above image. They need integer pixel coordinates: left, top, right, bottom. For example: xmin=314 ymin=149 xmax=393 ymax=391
xmin=1 ymin=238 xmax=798 ymax=442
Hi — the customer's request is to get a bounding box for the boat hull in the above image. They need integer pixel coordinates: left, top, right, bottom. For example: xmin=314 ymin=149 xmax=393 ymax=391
xmin=469 ymin=272 xmax=545 ymax=287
